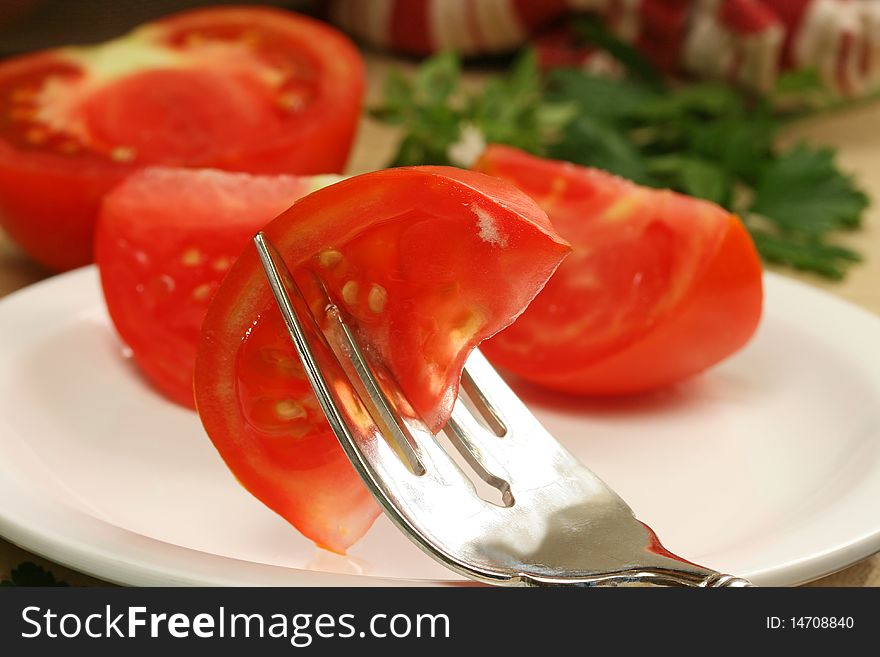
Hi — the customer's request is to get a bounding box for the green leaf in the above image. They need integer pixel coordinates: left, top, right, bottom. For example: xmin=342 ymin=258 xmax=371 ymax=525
xmin=636 ymin=83 xmax=746 ymax=124
xmin=384 ymin=69 xmax=414 ymax=111
xmin=371 ymin=52 xmax=470 ymax=166
xmin=572 ymin=15 xmax=664 ymax=89
xmin=414 ymin=51 xmax=460 ymax=105
xmin=685 ymin=114 xmax=776 ymax=184
xmin=1 ymin=562 xmax=69 ymax=587
xmin=504 ymin=48 xmax=541 ymax=98
xmin=469 ymin=50 xmax=566 ymax=155
xmin=774 ymin=68 xmax=826 ymax=95
xmin=550 ymin=114 xmax=652 ymax=184
xmin=750 ymin=142 xmax=869 ymax=235
xmin=646 ymin=155 xmax=732 ymax=206
xmin=748 ymin=229 xmax=861 ymax=280
xmin=546 ymin=69 xmax=656 ymax=124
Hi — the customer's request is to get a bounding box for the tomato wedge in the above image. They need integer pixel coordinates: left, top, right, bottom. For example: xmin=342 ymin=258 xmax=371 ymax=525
xmin=474 ymin=145 xmax=763 ymax=396
xmin=194 ymin=167 xmax=569 ymax=552
xmin=96 ymin=167 xmax=340 ymax=408
xmin=0 ymin=6 xmax=363 ymax=271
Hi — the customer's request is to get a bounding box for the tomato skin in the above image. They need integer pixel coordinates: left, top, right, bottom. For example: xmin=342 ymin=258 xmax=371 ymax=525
xmin=194 ymin=166 xmax=568 ymax=552
xmin=96 ymin=167 xmax=336 ymax=408
xmin=0 ymin=6 xmax=364 ymax=272
xmin=474 ymin=145 xmax=764 ymax=395
xmin=0 ymin=143 xmax=131 ymax=272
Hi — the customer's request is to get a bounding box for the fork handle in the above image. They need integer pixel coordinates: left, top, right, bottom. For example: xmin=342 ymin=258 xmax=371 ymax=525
xmin=597 ymin=569 xmax=754 ymax=587
xmin=524 ymin=569 xmax=754 ymax=587
xmin=703 ymin=573 xmax=753 ymax=587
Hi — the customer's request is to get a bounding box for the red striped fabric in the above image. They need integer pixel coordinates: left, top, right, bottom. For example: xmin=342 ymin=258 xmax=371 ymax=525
xmin=327 ymin=0 xmax=880 ymax=96
xmin=637 ymin=0 xmax=690 ymax=73
xmin=390 ymin=0 xmax=432 ymax=54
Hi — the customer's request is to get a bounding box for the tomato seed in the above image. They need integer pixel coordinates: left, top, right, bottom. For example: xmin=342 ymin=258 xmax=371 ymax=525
xmin=450 ymin=310 xmax=485 ymax=346
xmin=192 ymin=283 xmax=213 ymax=301
xmin=25 ymin=127 xmax=48 ymax=144
xmin=111 ymin=146 xmax=136 ymax=162
xmin=278 ymin=91 xmax=308 ymax=112
xmin=212 ymin=256 xmax=232 ymax=271
xmin=58 ymin=140 xmax=80 ymax=154
xmin=260 ymin=347 xmax=303 ymax=378
xmin=317 ymin=248 xmax=343 ymax=269
xmin=341 ymin=280 xmax=359 ymax=305
xmin=143 ymin=274 xmax=175 ymax=301
xmin=181 ymin=248 xmax=204 ymax=266
xmin=274 ymin=399 xmax=306 ymax=421
xmin=368 ymin=284 xmax=387 ymax=313
xmin=240 ymin=29 xmax=261 ymax=47
xmin=185 ymin=32 xmax=206 ymax=46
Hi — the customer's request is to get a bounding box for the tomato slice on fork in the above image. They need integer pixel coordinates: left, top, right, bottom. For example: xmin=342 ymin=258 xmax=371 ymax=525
xmin=194 ymin=167 xmax=569 ymax=552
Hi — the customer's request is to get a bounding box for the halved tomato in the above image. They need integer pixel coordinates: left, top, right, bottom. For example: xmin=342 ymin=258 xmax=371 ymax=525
xmin=0 ymin=6 xmax=363 ymax=271
xmin=194 ymin=167 xmax=569 ymax=552
xmin=474 ymin=145 xmax=763 ymax=395
xmin=96 ymin=167 xmax=340 ymax=408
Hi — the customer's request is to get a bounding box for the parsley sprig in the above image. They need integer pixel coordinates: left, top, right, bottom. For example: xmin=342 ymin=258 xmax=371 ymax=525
xmin=1 ymin=562 xmax=68 ymax=586
xmin=372 ymin=50 xmax=574 ymax=166
xmin=372 ymin=26 xmax=869 ymax=280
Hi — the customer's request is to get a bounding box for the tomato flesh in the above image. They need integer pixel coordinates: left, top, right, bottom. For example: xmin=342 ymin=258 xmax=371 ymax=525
xmin=0 ymin=6 xmax=364 ymax=271
xmin=474 ymin=145 xmax=763 ymax=395
xmin=96 ymin=167 xmax=340 ymax=408
xmin=194 ymin=167 xmax=569 ymax=552
xmin=81 ymin=69 xmax=272 ymax=164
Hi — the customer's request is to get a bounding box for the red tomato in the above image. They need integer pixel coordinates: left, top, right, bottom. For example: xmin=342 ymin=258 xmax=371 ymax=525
xmin=0 ymin=6 xmax=364 ymax=271
xmin=194 ymin=167 xmax=569 ymax=552
xmin=96 ymin=167 xmax=340 ymax=408
xmin=474 ymin=145 xmax=763 ymax=395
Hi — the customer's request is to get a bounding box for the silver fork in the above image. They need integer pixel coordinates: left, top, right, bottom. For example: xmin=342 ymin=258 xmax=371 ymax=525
xmin=254 ymin=232 xmax=752 ymax=587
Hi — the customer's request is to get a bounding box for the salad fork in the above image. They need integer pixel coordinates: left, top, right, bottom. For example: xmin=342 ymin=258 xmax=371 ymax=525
xmin=254 ymin=232 xmax=752 ymax=587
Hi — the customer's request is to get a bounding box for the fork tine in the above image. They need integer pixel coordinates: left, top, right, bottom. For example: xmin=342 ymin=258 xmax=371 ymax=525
xmin=253 ymin=232 xmax=466 ymax=488
xmin=254 ymin=233 xmax=416 ymax=483
xmin=318 ymin=299 xmax=472 ymax=485
xmin=456 ymin=350 xmax=588 ymax=484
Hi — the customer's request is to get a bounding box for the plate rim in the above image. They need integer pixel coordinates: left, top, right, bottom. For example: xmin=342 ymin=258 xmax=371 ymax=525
xmin=0 ymin=266 xmax=879 ymax=587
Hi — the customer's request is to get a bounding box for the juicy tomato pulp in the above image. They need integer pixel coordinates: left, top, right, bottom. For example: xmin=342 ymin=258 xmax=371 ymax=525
xmin=0 ymin=6 xmax=364 ymax=271
xmin=96 ymin=167 xmax=339 ymax=408
xmin=194 ymin=167 xmax=569 ymax=552
xmin=474 ymin=145 xmax=763 ymax=395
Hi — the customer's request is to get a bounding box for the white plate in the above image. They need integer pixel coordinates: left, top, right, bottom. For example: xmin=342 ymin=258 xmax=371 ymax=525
xmin=0 ymin=267 xmax=879 ymax=587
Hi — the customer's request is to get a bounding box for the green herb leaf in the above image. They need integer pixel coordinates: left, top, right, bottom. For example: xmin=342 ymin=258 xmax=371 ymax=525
xmin=774 ymin=68 xmax=826 ymax=95
xmin=572 ymin=15 xmax=664 ymax=89
xmin=413 ymin=51 xmax=460 ymax=106
xmin=637 ymin=83 xmax=747 ymax=124
xmin=646 ymin=155 xmax=732 ymax=206
xmin=748 ymin=230 xmax=861 ymax=280
xmin=550 ymin=114 xmax=653 ymax=184
xmin=1 ymin=562 xmax=69 ymax=587
xmin=684 ymin=114 xmax=776 ymax=185
xmin=546 ymin=69 xmax=656 ymax=124
xmin=472 ymin=50 xmax=549 ymax=153
xmin=750 ymin=142 xmax=869 ymax=235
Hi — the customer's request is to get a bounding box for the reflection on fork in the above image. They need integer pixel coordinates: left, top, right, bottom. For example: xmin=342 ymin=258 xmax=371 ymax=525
xmin=254 ymin=231 xmax=752 ymax=587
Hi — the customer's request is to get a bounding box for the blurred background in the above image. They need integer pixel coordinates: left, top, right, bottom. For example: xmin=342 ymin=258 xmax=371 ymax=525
xmin=0 ymin=1 xmax=310 ymax=55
